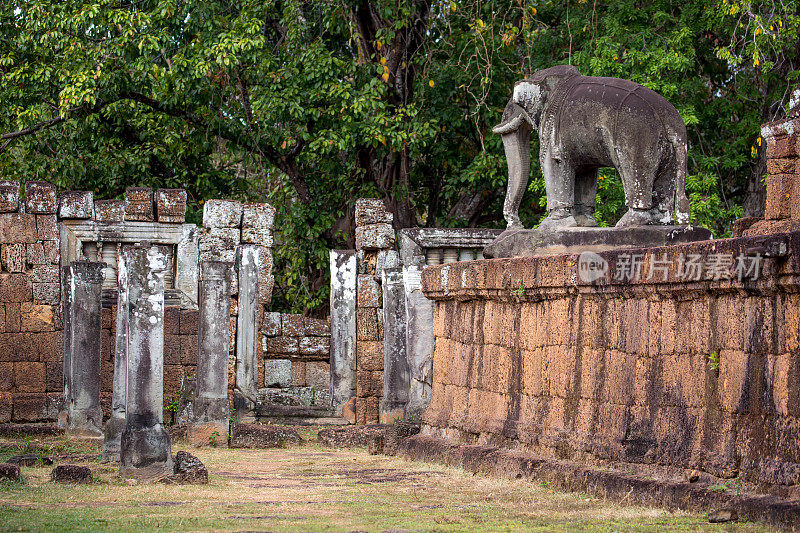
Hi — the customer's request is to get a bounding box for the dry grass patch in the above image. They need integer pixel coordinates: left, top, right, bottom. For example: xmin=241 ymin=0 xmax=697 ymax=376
xmin=0 ymin=433 xmax=774 ymax=532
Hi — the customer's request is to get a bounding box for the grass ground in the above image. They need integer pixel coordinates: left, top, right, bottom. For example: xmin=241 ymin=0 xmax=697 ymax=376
xmin=0 ymin=428 xmax=773 ymax=532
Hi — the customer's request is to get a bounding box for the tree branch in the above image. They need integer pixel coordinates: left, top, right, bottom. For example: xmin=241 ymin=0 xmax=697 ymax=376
xmin=0 ymin=102 xmax=115 ymax=154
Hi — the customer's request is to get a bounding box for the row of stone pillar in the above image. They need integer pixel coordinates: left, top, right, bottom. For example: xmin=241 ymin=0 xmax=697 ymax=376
xmin=61 ymin=246 xmax=233 ymax=480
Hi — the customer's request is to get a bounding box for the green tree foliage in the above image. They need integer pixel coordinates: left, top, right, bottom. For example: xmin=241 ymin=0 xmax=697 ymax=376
xmin=1 ymin=0 xmax=797 ymax=313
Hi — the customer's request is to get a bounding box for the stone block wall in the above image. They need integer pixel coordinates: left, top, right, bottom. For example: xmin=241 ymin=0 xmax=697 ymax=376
xmin=354 ymin=199 xmax=397 ymax=424
xmin=421 ymin=232 xmax=800 ymax=487
xmin=0 ymin=181 xmax=61 ymax=423
xmin=97 ymin=306 xmax=202 ymax=420
xmin=738 ymin=115 xmax=800 ymax=237
xmin=0 ymin=181 xmax=276 ymax=424
xmin=262 ymin=312 xmax=331 ymax=394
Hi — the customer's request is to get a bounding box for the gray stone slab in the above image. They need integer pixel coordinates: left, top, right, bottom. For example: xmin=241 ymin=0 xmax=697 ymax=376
xmin=63 ymin=261 xmax=105 ymax=439
xmin=329 ymin=250 xmax=357 ymax=421
xmin=103 ymin=249 xmax=130 ymax=461
xmin=190 ymin=261 xmax=232 ymax=446
xmin=235 ymin=246 xmax=260 ymax=413
xmin=381 ymin=267 xmax=409 ymax=423
xmin=483 ymin=225 xmax=713 ymax=259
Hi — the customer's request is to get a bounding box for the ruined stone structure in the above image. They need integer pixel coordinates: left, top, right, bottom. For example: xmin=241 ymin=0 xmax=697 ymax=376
xmin=119 ymin=245 xmax=172 ymax=479
xmin=258 ymin=312 xmax=332 ymax=422
xmin=736 ymin=110 xmax=800 ymax=237
xmin=0 ymin=184 xmax=277 ymax=425
xmin=0 ymin=181 xmax=62 ymax=423
xmin=398 ymin=228 xmax=502 ymax=419
xmin=328 ymin=203 xmax=504 ymax=424
xmin=189 ymin=261 xmax=233 ymax=446
xmin=354 ymin=199 xmax=397 ymax=424
xmin=417 ymin=110 xmax=800 ymax=488
xmin=62 ymin=260 xmax=104 ymax=438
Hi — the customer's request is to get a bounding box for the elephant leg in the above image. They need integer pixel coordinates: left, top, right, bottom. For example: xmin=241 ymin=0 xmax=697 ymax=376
xmin=573 ymin=167 xmax=598 ymax=227
xmin=539 ymin=146 xmax=577 ymax=230
xmin=500 ymin=124 xmax=532 ymax=229
xmin=616 ymin=154 xmax=658 ymax=228
xmin=651 ymin=160 xmax=676 ymax=224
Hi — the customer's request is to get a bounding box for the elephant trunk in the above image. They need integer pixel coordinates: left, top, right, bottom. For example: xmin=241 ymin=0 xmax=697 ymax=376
xmin=493 ymin=103 xmax=534 ymax=229
xmin=493 ymin=102 xmax=535 ymax=229
xmin=499 ymin=126 xmax=532 ymax=229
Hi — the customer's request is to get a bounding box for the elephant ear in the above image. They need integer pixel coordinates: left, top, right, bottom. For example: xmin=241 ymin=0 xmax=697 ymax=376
xmin=529 ymin=64 xmax=581 ymax=92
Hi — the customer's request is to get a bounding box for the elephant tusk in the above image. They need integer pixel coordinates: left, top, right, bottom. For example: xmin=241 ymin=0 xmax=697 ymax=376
xmin=492 ymin=104 xmax=534 ymax=135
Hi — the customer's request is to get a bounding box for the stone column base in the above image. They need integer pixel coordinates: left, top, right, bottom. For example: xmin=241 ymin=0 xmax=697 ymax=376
xmin=66 ymin=408 xmax=104 ymax=440
xmin=120 ymin=423 xmax=173 ymax=481
xmin=101 ymin=415 xmax=125 ymax=462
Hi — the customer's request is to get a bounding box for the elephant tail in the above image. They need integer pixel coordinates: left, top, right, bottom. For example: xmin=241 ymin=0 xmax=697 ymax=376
xmin=672 ymin=135 xmax=691 ymax=225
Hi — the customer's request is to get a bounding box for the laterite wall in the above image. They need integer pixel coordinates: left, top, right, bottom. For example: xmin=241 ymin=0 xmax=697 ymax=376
xmin=421 ymin=232 xmax=800 ymax=487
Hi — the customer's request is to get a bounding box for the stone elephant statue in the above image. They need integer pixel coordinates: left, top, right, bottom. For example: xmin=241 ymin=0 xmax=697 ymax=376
xmin=493 ymin=65 xmax=690 ymax=230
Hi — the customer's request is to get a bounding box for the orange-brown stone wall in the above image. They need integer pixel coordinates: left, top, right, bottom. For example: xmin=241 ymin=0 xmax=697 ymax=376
xmin=421 ymin=233 xmax=800 ymax=487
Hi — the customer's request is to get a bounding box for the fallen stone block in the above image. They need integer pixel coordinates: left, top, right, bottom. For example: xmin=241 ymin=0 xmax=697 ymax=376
xmin=50 ymin=465 xmax=92 ymax=483
xmin=708 ymin=508 xmax=738 ymax=523
xmin=6 ymin=454 xmax=53 ymax=467
xmin=163 ymin=451 xmax=208 ymax=484
xmin=317 ymin=421 xmax=420 ymax=454
xmin=0 ymin=462 xmax=21 ymax=482
xmin=317 ymin=424 xmax=387 ymax=449
xmin=229 ymin=423 xmax=302 ymax=448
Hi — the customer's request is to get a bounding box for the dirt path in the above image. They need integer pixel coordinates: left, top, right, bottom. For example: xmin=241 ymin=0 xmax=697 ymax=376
xmin=0 ymin=435 xmax=771 ymax=532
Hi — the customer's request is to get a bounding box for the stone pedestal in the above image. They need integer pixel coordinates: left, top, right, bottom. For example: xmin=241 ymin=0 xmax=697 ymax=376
xmin=329 ymin=250 xmax=357 ymax=422
xmin=189 ymin=261 xmax=232 ymax=446
xmin=380 ymin=268 xmax=409 ymax=423
xmin=103 ymin=247 xmax=130 ymax=461
xmin=234 ymin=246 xmax=259 ymax=415
xmin=62 ymin=261 xmax=105 ymax=439
xmin=119 ymin=245 xmax=172 ymax=480
xmin=484 ymin=225 xmax=713 ymax=258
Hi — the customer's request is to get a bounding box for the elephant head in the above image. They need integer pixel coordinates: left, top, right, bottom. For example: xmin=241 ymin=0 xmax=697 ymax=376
xmin=492 ymin=65 xmax=581 ymax=229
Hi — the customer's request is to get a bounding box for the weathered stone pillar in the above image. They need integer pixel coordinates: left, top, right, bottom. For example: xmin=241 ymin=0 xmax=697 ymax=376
xmin=404 ymin=284 xmax=434 ymax=419
xmin=189 ymin=261 xmax=232 ymax=446
xmin=120 ymin=245 xmax=172 ymax=480
xmin=380 ymin=267 xmax=409 ymax=423
xmin=62 ymin=261 xmax=105 ymax=439
xmin=234 ymin=245 xmax=259 ymax=415
xmin=329 ymin=250 xmax=357 ymax=422
xmin=102 ymin=250 xmax=130 ymax=461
